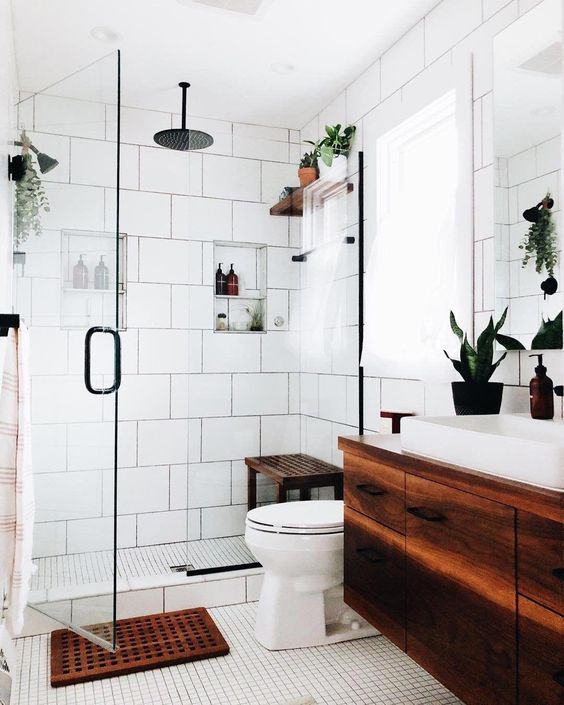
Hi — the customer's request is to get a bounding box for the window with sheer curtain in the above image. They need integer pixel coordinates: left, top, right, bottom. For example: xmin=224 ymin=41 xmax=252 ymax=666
xmin=361 ymin=90 xmax=471 ymax=382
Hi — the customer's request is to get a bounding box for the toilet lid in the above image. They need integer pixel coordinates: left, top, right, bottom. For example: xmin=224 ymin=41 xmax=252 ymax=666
xmin=246 ymin=500 xmax=344 ymax=534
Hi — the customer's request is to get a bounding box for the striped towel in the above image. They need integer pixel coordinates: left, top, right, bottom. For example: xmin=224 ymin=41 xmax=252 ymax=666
xmin=0 ymin=325 xmax=34 ymax=635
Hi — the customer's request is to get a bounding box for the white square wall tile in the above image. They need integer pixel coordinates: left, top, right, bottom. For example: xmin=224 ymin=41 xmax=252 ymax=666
xmin=260 ymin=415 xmax=300 ymax=455
xmin=203 ymin=154 xmax=261 ymax=201
xmin=202 ymin=330 xmax=261 ymax=372
xmin=202 ymin=416 xmax=260 ymax=461
xmin=35 ymin=471 xmax=102 ymax=522
xmin=201 ymin=505 xmax=248 ymax=539
xmin=304 ymin=416 xmax=333 ymax=464
xmin=261 ymin=162 xmax=299 ymax=204
xmin=140 ymin=147 xmax=202 ymax=196
xmin=267 ymin=247 xmax=299 ymax=289
xmin=138 ymin=419 xmax=189 ymax=466
xmin=118 ymin=106 xmax=171 ymax=146
xmin=119 ymin=189 xmax=171 ymax=238
xmin=474 ymin=166 xmax=495 ymax=240
xmin=188 ymin=461 xmax=232 ymax=508
xmin=32 ymin=522 xmax=66 ymax=558
xmin=261 ymin=331 xmax=300 ymax=372
xmin=346 ymin=60 xmax=380 ymax=124
xmin=233 ymin=123 xmax=288 ymax=142
xmin=139 ymin=329 xmax=190 ymax=373
xmin=188 ymin=373 xmax=232 ymax=417
xmin=117 ymin=589 xmax=164 ymax=619
xmin=381 ymin=22 xmax=425 ymax=99
xmin=318 ymin=375 xmax=348 ymax=424
xmin=137 ymin=510 xmax=187 ymax=546
xmin=139 ymin=238 xmax=202 ymax=284
xmin=164 ymin=577 xmax=246 ymax=610
xmin=105 ymin=466 xmax=170 ymax=514
xmin=232 ymin=373 xmax=288 ymax=415
xmin=233 ymin=201 xmax=288 ymax=246
xmin=67 ymin=515 xmax=136 ymax=553
xmin=425 ymin=0 xmax=481 ymax=65
xmin=381 ymin=378 xmax=425 ymax=415
xmin=172 ymin=195 xmax=232 ymax=241
xmin=42 ymin=183 xmax=104 ymax=232
xmin=127 ymin=282 xmax=171 ymax=328
xmin=117 ymin=374 xmax=170 ymax=421
xmin=34 ymin=94 xmax=105 ymax=139
xmin=233 ymin=136 xmax=289 ymax=162
xmin=267 ymin=289 xmax=289 ymax=330
xmin=70 ymin=138 xmax=138 ymax=190
xmin=32 ymin=424 xmax=66 ymax=474
xmin=172 ymin=285 xmax=214 ymax=329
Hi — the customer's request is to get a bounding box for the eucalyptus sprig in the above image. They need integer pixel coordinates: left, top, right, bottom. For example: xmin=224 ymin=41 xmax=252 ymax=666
xmin=519 ymin=192 xmax=558 ymax=276
xmin=14 ymin=152 xmax=50 ymax=248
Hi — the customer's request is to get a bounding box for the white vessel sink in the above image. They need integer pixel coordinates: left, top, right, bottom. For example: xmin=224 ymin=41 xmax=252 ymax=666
xmin=401 ymin=414 xmax=564 ymax=490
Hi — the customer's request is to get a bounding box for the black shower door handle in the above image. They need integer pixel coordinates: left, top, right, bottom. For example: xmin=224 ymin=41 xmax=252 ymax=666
xmin=84 ymin=326 xmax=122 ymax=395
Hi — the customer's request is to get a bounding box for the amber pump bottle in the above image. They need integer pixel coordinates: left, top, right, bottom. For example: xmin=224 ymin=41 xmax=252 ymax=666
xmin=215 ymin=263 xmax=227 ymax=295
xmin=226 ymin=264 xmax=239 ymax=296
xmin=529 ymin=354 xmax=554 ymax=420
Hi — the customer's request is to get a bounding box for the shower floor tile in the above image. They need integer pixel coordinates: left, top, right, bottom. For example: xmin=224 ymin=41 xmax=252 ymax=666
xmin=31 ymin=536 xmax=256 ymax=592
xmin=14 ymin=602 xmax=462 ymax=705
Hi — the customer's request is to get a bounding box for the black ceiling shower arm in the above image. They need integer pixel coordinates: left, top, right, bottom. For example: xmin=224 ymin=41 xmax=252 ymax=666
xmin=179 ymin=81 xmax=190 ymax=130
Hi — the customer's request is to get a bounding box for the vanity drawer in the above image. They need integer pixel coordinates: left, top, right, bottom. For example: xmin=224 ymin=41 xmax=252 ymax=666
xmin=518 ymin=511 xmax=564 ymax=615
xmin=406 ymin=475 xmax=515 ymax=596
xmin=344 ymin=455 xmax=405 ymax=534
xmin=344 ymin=506 xmax=406 ymax=650
xmin=519 ymin=596 xmax=564 ymax=705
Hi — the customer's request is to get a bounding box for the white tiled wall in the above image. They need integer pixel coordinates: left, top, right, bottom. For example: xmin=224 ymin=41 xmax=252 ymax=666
xmin=18 ymin=97 xmax=303 ymax=557
xmin=299 ymin=0 xmax=552 ymax=465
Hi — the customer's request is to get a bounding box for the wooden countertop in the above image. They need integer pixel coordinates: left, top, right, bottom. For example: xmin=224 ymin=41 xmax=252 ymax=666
xmin=338 ymin=434 xmax=564 ymax=523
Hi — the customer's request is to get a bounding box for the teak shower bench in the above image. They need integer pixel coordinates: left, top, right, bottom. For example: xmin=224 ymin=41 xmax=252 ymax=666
xmin=244 ymin=453 xmax=343 ymax=510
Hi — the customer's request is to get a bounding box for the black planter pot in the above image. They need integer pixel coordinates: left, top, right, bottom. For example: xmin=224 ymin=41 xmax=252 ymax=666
xmin=451 ymin=382 xmax=504 ymax=416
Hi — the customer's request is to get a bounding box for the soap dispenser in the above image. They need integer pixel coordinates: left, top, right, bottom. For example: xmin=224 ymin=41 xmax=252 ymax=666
xmin=226 ymin=263 xmax=239 ymax=296
xmin=73 ymin=254 xmax=88 ymax=289
xmin=529 ymin=354 xmax=554 ymax=420
xmin=215 ymin=263 xmax=227 ymax=295
xmin=94 ymin=255 xmax=109 ymax=290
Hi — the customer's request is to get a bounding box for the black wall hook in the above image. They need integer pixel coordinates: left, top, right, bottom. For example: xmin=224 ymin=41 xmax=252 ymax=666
xmin=8 ymin=155 xmax=25 ymax=181
xmin=0 ymin=314 xmax=20 ymax=337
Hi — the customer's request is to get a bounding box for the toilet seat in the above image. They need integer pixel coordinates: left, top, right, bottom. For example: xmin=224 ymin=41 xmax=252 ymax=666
xmin=246 ymin=500 xmax=343 ymax=535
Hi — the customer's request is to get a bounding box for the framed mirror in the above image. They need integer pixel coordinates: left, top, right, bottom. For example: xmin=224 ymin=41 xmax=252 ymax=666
xmin=494 ymin=0 xmax=563 ymax=350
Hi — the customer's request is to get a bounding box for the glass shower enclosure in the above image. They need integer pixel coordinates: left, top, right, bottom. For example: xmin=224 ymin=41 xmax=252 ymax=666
xmin=14 ymin=52 xmax=122 ymax=649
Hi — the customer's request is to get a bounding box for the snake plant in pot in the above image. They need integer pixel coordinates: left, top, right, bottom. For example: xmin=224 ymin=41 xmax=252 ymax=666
xmin=444 ymin=308 xmax=524 ymax=415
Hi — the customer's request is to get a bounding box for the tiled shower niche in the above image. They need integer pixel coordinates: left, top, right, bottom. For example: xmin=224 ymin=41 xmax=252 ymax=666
xmin=60 ymin=229 xmax=126 ymax=329
xmin=213 ymin=240 xmax=267 ymax=333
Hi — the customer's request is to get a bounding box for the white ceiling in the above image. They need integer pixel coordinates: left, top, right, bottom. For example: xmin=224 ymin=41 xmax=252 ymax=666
xmin=12 ymin=0 xmax=439 ymax=129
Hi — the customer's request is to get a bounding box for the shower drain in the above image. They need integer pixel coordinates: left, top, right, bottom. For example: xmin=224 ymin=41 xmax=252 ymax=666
xmin=170 ymin=564 xmax=195 ymax=573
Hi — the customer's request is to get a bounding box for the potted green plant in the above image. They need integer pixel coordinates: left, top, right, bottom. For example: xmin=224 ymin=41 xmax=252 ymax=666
xmin=298 ymin=149 xmax=319 ymax=188
xmin=444 ymin=308 xmax=524 ymax=415
xmin=244 ymin=301 xmax=264 ymax=332
xmin=307 ymin=124 xmax=356 ymax=178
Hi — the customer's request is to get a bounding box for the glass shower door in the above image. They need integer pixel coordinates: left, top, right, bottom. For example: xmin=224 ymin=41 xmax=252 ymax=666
xmin=13 ymin=51 xmax=121 ymax=650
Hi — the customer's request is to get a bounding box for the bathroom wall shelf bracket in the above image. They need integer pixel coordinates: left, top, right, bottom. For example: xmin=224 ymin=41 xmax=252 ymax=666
xmin=0 ymin=313 xmax=20 ymax=337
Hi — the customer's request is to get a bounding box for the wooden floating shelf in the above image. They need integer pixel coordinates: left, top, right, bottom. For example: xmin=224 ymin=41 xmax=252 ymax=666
xmin=270 ymin=181 xmax=354 ymax=217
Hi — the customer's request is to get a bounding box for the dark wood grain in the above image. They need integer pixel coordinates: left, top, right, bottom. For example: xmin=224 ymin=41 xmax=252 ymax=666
xmin=338 ymin=434 xmax=564 ymax=522
xmin=344 ymin=507 xmax=406 ymax=650
xmin=518 ymin=596 xmax=564 ymax=705
xmin=406 ymin=474 xmax=516 ymax=603
xmin=344 ymin=454 xmax=406 ymax=534
xmin=407 ymin=560 xmax=517 ymax=705
xmin=518 ymin=510 xmax=564 ymax=615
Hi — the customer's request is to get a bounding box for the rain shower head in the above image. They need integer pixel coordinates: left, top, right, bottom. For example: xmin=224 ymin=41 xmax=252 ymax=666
xmin=154 ymin=82 xmax=214 ymax=151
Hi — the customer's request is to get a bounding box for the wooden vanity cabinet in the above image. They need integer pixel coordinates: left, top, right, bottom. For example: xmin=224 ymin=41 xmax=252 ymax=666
xmin=339 ymin=434 xmax=564 ymax=705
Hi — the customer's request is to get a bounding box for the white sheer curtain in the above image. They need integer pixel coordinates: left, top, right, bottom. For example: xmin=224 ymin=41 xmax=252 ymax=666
xmin=361 ymin=90 xmax=471 ymax=382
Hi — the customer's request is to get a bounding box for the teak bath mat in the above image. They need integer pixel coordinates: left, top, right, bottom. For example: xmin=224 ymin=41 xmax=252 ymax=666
xmin=50 ymin=608 xmax=230 ymax=687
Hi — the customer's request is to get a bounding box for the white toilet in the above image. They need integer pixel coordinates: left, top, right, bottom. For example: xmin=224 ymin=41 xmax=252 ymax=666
xmin=245 ymin=500 xmax=378 ymax=650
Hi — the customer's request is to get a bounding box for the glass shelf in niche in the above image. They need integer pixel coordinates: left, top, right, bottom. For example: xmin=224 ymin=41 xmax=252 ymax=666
xmin=60 ymin=229 xmax=127 ymax=330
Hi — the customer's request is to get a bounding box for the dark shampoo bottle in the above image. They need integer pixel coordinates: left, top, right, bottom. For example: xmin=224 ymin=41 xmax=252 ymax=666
xmin=529 ymin=354 xmax=554 ymax=420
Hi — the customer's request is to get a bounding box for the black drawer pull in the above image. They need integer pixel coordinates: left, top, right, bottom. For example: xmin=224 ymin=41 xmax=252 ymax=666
xmin=553 ymin=671 xmax=564 ymax=687
xmin=407 ymin=507 xmax=446 ymax=523
xmin=356 ymin=484 xmax=386 ymax=497
xmin=356 ymin=548 xmax=387 ymax=564
xmin=552 ymin=568 xmax=564 ymax=581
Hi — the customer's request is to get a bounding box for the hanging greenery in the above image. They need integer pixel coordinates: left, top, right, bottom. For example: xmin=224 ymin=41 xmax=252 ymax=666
xmin=519 ymin=192 xmax=558 ymax=276
xmin=14 ymin=144 xmax=50 ymax=249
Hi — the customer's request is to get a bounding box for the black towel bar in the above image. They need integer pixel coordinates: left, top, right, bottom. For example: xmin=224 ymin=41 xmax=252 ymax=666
xmin=0 ymin=314 xmax=20 ymax=337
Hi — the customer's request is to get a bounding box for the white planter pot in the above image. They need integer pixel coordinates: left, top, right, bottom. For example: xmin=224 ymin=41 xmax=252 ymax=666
xmin=318 ymin=154 xmax=347 ymax=179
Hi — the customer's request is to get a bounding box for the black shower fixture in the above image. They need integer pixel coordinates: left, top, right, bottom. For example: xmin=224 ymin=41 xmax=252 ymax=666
xmin=14 ymin=139 xmax=59 ymax=174
xmin=154 ymin=82 xmax=214 ymax=151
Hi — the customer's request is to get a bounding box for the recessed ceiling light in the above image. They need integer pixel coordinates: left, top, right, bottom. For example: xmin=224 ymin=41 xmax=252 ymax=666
xmin=270 ymin=62 xmax=295 ymax=74
xmin=89 ymin=26 xmax=121 ymax=43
